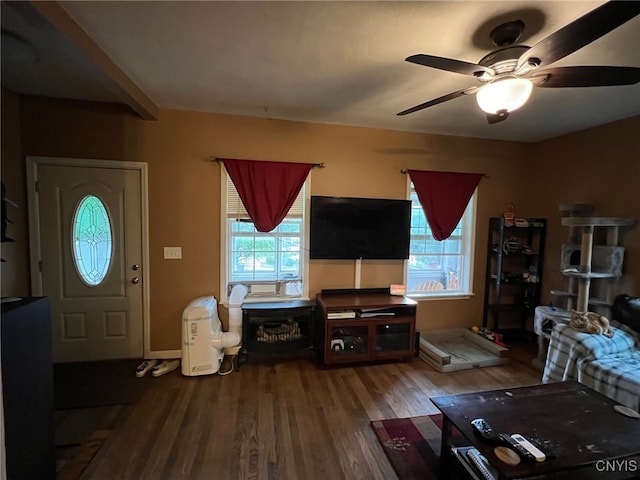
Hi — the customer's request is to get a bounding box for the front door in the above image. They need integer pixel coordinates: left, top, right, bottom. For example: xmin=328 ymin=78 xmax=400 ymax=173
xmin=32 ymin=160 xmax=145 ymax=363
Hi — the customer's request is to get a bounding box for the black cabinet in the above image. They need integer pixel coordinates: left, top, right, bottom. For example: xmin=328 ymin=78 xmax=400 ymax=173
xmin=1 ymin=297 xmax=55 ymax=480
xmin=482 ymin=218 xmax=546 ymax=339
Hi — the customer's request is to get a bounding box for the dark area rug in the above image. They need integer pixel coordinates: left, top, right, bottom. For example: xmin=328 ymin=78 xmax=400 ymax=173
xmin=54 ymin=404 xmax=131 ymax=480
xmin=54 ymin=408 xmax=111 ymax=447
xmin=371 ymin=413 xmax=464 ymax=480
xmin=54 ymin=359 xmax=151 ymax=410
xmin=54 ymin=360 xmax=147 ymax=479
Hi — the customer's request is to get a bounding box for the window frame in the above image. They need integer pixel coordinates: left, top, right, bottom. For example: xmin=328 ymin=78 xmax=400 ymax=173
xmin=219 ymin=166 xmax=310 ymax=305
xmin=404 ymin=178 xmax=476 ymax=300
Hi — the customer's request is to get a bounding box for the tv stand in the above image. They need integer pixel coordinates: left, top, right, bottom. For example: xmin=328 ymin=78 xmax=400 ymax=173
xmin=320 ymin=287 xmax=390 ymax=296
xmin=316 ymin=291 xmax=416 ymax=367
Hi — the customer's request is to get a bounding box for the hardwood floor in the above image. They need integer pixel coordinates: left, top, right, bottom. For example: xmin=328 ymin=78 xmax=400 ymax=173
xmin=74 ymin=342 xmax=541 ymax=480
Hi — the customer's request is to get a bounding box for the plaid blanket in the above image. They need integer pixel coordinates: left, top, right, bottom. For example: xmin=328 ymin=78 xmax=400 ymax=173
xmin=542 ymin=322 xmax=640 ymax=411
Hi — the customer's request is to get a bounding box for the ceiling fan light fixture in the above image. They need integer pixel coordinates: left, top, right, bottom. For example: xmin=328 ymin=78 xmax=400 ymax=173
xmin=476 ymin=78 xmax=533 ymax=114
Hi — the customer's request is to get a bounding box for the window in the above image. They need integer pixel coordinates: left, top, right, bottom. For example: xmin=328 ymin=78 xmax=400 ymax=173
xmin=221 ymin=169 xmax=309 ymax=303
xmin=405 ymin=183 xmax=476 ymax=298
xmin=72 ymin=195 xmax=113 ymax=286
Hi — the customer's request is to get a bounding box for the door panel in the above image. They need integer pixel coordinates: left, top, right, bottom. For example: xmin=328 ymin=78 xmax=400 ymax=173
xmin=37 ymin=164 xmax=143 ymax=362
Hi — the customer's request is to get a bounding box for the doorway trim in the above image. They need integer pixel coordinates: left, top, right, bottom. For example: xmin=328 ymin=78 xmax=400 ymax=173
xmin=26 ymin=156 xmax=152 ymax=359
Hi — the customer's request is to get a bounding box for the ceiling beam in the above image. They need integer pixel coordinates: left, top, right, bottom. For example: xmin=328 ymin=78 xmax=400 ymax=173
xmin=14 ymin=1 xmax=159 ymax=120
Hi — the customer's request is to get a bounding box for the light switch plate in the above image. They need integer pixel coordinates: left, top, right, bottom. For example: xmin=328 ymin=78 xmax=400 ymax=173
xmin=164 ymin=247 xmax=182 ymax=259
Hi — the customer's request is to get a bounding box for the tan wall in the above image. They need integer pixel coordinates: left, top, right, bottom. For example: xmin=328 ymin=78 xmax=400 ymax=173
xmin=524 ymin=116 xmax=640 ymax=306
xmin=8 ymin=95 xmax=638 ymax=351
xmin=1 ymin=90 xmax=30 ymax=296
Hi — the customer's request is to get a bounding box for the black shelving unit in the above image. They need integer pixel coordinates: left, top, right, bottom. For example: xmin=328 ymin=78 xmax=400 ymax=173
xmin=482 ymin=217 xmax=546 ymax=340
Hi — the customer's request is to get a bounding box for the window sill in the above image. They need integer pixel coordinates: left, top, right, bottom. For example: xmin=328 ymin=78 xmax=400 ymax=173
xmin=407 ymin=292 xmax=475 ymax=302
xmin=222 ymin=296 xmax=311 ymax=307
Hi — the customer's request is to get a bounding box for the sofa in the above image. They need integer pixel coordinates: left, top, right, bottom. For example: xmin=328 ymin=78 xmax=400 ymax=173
xmin=542 ymin=295 xmax=640 ymax=411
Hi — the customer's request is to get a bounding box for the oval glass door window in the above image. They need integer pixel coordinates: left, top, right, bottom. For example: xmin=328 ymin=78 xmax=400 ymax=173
xmin=72 ymin=195 xmax=113 ymax=286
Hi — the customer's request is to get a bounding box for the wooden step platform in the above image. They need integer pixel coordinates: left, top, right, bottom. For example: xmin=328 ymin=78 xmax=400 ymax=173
xmin=418 ymin=328 xmax=509 ymax=373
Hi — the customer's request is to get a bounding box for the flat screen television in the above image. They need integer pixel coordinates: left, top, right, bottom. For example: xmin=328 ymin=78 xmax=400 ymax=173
xmin=309 ymin=195 xmax=411 ymax=260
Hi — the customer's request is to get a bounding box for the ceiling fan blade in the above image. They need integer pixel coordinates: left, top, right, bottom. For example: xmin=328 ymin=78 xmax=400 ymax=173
xmin=532 ymin=66 xmax=640 ymax=88
xmin=406 ymin=54 xmax=494 ymax=77
xmin=518 ymin=1 xmax=640 ymax=69
xmin=397 ymin=87 xmax=478 ymax=116
xmin=487 ymin=110 xmax=509 ymax=124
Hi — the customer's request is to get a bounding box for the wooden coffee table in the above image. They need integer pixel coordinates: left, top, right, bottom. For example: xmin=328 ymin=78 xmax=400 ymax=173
xmin=431 ymin=381 xmax=640 ymax=479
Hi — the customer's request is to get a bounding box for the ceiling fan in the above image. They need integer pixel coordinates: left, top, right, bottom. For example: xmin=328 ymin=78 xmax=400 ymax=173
xmin=398 ymin=1 xmax=640 ymax=124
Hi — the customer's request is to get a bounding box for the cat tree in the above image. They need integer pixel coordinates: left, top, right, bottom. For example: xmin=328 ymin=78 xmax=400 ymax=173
xmin=551 ymin=203 xmax=635 ymax=314
xmin=533 ymin=204 xmax=635 ymax=369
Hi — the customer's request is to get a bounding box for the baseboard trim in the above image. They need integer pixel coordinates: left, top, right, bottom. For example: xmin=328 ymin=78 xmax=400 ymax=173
xmin=145 ymin=349 xmax=181 ymax=359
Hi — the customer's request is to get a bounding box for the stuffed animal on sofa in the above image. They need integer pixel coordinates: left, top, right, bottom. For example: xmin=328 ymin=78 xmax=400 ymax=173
xmin=570 ymin=309 xmax=614 ymax=338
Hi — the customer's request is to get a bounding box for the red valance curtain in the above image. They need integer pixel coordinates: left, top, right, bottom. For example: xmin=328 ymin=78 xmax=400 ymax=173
xmin=408 ymin=170 xmax=483 ymax=241
xmin=221 ymin=158 xmax=313 ymax=232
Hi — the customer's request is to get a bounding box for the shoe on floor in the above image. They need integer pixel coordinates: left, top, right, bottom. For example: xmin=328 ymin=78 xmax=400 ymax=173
xmin=151 ymin=359 xmax=180 ymax=377
xmin=218 ymin=354 xmax=236 ymax=376
xmin=136 ymin=359 xmax=158 ymax=378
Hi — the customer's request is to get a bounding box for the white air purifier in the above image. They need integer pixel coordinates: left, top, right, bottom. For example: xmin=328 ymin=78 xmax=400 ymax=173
xmin=181 ymin=296 xmax=240 ymax=376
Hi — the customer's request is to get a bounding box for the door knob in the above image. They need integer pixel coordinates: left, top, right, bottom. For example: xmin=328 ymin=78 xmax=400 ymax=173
xmin=132 ymin=264 xmax=140 ymax=271
xmin=131 ymin=277 xmax=140 ymax=284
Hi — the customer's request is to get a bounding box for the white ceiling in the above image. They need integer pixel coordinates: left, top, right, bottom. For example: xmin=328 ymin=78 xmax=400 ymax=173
xmin=2 ymin=1 xmax=639 ymax=143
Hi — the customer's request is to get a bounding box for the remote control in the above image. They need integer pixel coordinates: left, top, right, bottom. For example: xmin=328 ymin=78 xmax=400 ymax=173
xmin=471 ymin=418 xmax=502 ymax=443
xmin=499 ymin=433 xmax=537 ymax=461
xmin=510 ymin=434 xmax=546 ymax=462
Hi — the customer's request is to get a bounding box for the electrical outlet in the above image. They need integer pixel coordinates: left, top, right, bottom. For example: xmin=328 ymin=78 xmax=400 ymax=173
xmin=163 ymin=247 xmax=182 ymax=259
